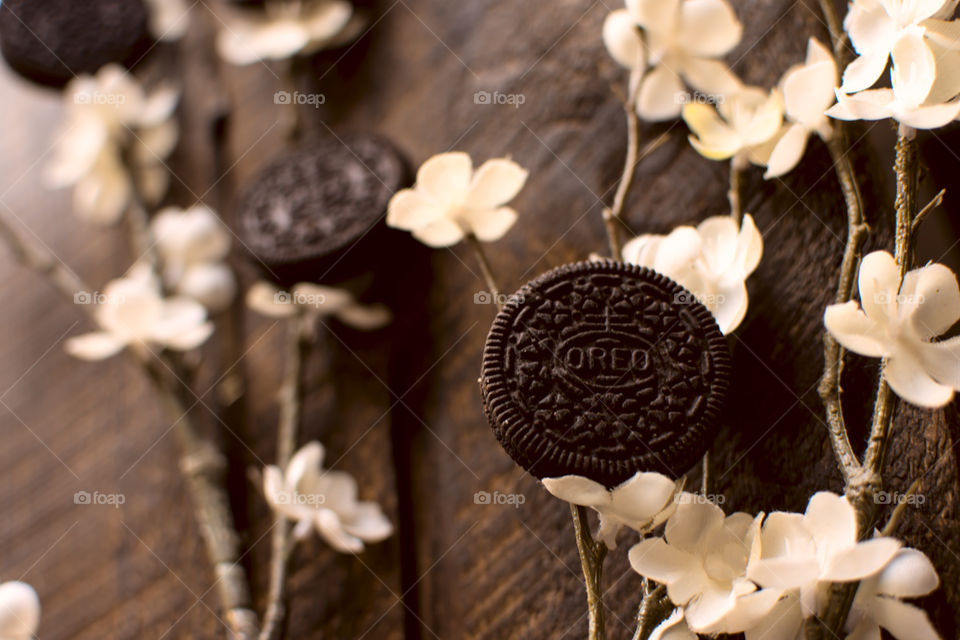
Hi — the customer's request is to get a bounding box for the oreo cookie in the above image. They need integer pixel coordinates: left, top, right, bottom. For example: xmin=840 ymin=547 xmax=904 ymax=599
xmin=481 ymin=261 xmax=731 ymax=486
xmin=237 ymin=133 xmax=406 ymax=284
xmin=0 ymin=0 xmax=151 ymax=87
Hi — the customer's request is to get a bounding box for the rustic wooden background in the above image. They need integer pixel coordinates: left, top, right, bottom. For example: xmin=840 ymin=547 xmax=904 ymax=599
xmin=1 ymin=0 xmax=959 ymax=638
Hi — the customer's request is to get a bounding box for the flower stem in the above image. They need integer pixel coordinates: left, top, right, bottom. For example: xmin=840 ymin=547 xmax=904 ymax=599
xmin=465 ymin=232 xmax=504 ymax=311
xmin=571 ymin=504 xmax=607 ymax=640
xmin=631 ymin=583 xmax=672 ymax=640
xmin=260 ymin=318 xmax=313 ymax=640
xmin=818 ymin=132 xmax=867 ymax=484
xmin=728 ymin=157 xmax=744 ymax=225
xmin=817 ymin=0 xmax=850 ymax=66
xmin=605 ymin=68 xmax=645 ymax=261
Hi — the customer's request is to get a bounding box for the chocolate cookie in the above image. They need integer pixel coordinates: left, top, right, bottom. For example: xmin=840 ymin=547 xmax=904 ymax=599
xmin=237 ymin=133 xmax=406 ymax=284
xmin=0 ymin=0 xmax=151 ymax=87
xmin=481 ymin=261 xmax=730 ymax=486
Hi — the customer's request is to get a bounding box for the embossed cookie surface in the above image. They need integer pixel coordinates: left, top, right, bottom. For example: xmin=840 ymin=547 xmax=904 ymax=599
xmin=481 ymin=261 xmax=730 ymax=486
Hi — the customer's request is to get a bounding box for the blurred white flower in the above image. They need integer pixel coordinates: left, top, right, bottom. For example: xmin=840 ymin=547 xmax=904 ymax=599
xmin=765 ymin=38 xmax=837 ymax=179
xmin=386 ymin=152 xmax=528 ymax=248
xmin=845 ymin=547 xmax=942 ymax=640
xmin=629 ymin=496 xmax=761 ymax=631
xmin=216 ymin=0 xmax=360 ymax=65
xmin=263 ymin=441 xmax=393 ymax=553
xmin=824 ymin=250 xmax=960 ymax=407
xmin=622 ymin=213 xmax=762 ymax=334
xmin=145 ymin=0 xmax=191 ymax=41
xmin=542 ymin=471 xmax=679 ymax=549
xmin=0 ymin=581 xmax=40 ymax=640
xmin=683 ymin=87 xmax=784 ymax=167
xmin=827 ymin=82 xmax=960 ymax=130
xmin=602 ymin=0 xmax=743 ymax=121
xmin=46 ymin=64 xmax=179 ymax=225
xmin=841 ymin=0 xmax=957 ymax=95
xmin=246 ymin=281 xmax=391 ymax=330
xmin=151 ymin=205 xmax=236 ymax=313
xmin=65 ymin=264 xmax=213 ymax=361
xmin=746 ymin=492 xmax=902 ymax=636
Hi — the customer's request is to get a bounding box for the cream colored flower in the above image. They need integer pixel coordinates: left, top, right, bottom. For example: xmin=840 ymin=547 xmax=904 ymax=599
xmin=765 ymin=38 xmax=837 ymax=179
xmin=0 ymin=581 xmax=40 ymax=640
xmin=65 ymin=265 xmax=213 ymax=361
xmin=263 ymin=441 xmax=393 ymax=552
xmin=622 ymin=214 xmax=762 ymax=334
xmin=145 ymin=0 xmax=191 ymax=41
xmin=542 ymin=471 xmax=679 ymax=549
xmin=45 ymin=64 xmax=179 ymax=225
xmin=386 ymin=152 xmax=528 ymax=248
xmin=602 ymin=0 xmax=743 ymax=121
xmin=824 ymin=250 xmax=960 ymax=407
xmin=683 ymin=87 xmax=784 ymax=167
xmin=246 ymin=281 xmax=391 ymax=330
xmin=217 ymin=0 xmax=360 ymax=65
xmin=151 ymin=205 xmax=236 ymax=313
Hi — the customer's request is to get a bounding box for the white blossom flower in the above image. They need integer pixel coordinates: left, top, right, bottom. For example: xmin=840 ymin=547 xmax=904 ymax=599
xmin=827 ymin=82 xmax=960 ymax=130
xmin=542 ymin=471 xmax=679 ymax=549
xmin=263 ymin=441 xmax=393 ymax=553
xmin=745 ymin=492 xmax=902 ymax=636
xmin=0 ymin=581 xmax=40 ymax=640
xmin=246 ymin=281 xmax=391 ymax=330
xmin=216 ymin=0 xmax=360 ymax=65
xmin=45 ymin=64 xmax=179 ymax=225
xmin=628 ymin=496 xmax=761 ymax=631
xmin=386 ymin=152 xmax=528 ymax=248
xmin=824 ymin=250 xmax=960 ymax=408
xmin=602 ymin=0 xmax=743 ymax=121
xmin=765 ymin=38 xmax=837 ymax=179
xmin=647 ymin=608 xmax=696 ymax=640
xmin=622 ymin=213 xmax=762 ymax=334
xmin=150 ymin=205 xmax=236 ymax=313
xmin=845 ymin=547 xmax=942 ymax=640
xmin=65 ymin=264 xmax=213 ymax=361
xmin=145 ymin=0 xmax=191 ymax=41
xmin=840 ymin=0 xmax=958 ymax=95
xmin=683 ymin=87 xmax=784 ymax=168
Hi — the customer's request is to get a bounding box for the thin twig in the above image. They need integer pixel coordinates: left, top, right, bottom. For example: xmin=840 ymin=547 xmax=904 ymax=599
xmin=260 ymin=317 xmax=313 ymax=640
xmin=632 ymin=583 xmax=672 ymax=640
xmin=880 ymin=477 xmax=923 ymax=537
xmin=571 ymin=504 xmax=607 ymax=640
xmin=817 ymin=0 xmax=850 ymax=66
xmin=606 ymin=68 xmax=644 ymax=261
xmin=700 ymin=452 xmax=709 ymax=495
xmin=465 ymin=232 xmax=504 ymax=311
xmin=818 ymin=132 xmax=867 ymax=484
xmin=728 ymin=158 xmax=744 ymax=225
xmin=909 ymin=188 xmax=946 ymax=250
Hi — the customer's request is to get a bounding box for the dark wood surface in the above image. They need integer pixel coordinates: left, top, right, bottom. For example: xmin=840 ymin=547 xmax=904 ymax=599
xmin=0 ymin=1 xmax=958 ymax=638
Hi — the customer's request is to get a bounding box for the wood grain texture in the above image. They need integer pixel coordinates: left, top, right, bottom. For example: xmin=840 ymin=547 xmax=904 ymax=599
xmin=0 ymin=0 xmax=958 ymax=638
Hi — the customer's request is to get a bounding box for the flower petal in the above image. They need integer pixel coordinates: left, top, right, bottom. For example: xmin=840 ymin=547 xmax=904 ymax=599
xmin=764 ymin=123 xmax=810 ymax=179
xmin=603 ymin=9 xmax=645 ymax=69
xmin=315 ymin=508 xmax=365 ymax=553
xmin=178 ymin=264 xmax=236 ymax=313
xmin=628 ymin=537 xmax=698 ymax=588
xmin=680 ymin=58 xmax=742 ymax=97
xmin=870 ymin=595 xmax=941 ymax=640
xmin=885 ymin=350 xmax=955 ymax=408
xmin=842 ymin=51 xmax=892 ymax=94
xmin=858 ymin=250 xmax=900 ymax=323
xmin=875 ymin=548 xmax=939 ymax=598
xmin=466 ymin=159 xmax=528 ymax=210
xmin=246 ymin=282 xmax=298 ymax=318
xmin=342 ymin=501 xmax=393 ymax=542
xmin=896 ymin=100 xmax=960 ymax=129
xmin=335 ymin=303 xmax=392 ymax=331
xmin=918 ymin=336 xmax=960 ymax=390
xmin=627 ymin=0 xmax=680 ymax=32
xmin=287 ymin=441 xmax=325 ymax=487
xmin=685 ymin=584 xmax=738 ymax=631
xmin=676 ymin=0 xmax=743 ymax=58
xmin=0 ymin=581 xmax=40 ymax=638
xmin=822 ymin=537 xmax=902 ymax=582
xmin=648 ymin=608 xmax=696 ymax=640
xmin=828 ymin=88 xmax=897 ymax=121
xmin=743 ymin=592 xmax=804 ymax=640
xmin=302 ymin=0 xmax=353 ymax=44
xmin=416 ymin=152 xmax=472 ymax=204
xmin=844 ymin=1 xmax=896 ymax=56
xmin=542 ymin=475 xmax=609 ymax=508
xmin=608 ymin=471 xmax=678 ymax=527
xmin=902 ymin=262 xmax=960 ymax=339
xmin=387 ymin=189 xmax=446 ymax=231
xmin=638 ymin=65 xmax=686 ymax=122
xmin=891 ymin=29 xmax=936 ymax=107
xmin=64 ymin=332 xmax=128 ymax=361
xmin=683 ymin=103 xmax=741 ymax=159
xmin=665 ymin=499 xmax=724 ymax=552
xmin=462 ymin=206 xmax=517 ymax=242
xmin=412 ymin=218 xmax=466 ymax=248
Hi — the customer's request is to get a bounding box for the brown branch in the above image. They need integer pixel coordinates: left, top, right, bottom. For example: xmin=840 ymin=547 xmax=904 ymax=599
xmin=465 ymin=232 xmax=504 ymax=311
xmin=259 ymin=318 xmax=313 ymax=640
xmin=606 ymin=68 xmax=645 ymax=261
xmin=571 ymin=504 xmax=607 ymax=640
xmin=728 ymin=159 xmax=744 ymax=225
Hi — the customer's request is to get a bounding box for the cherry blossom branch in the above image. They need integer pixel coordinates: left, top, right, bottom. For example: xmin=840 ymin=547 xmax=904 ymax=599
xmin=260 ymin=317 xmax=313 ymax=640
xmin=631 ymin=582 xmax=671 ymax=640
xmin=818 ymin=132 xmax=868 ymax=484
xmin=817 ymin=0 xmax=850 ymax=65
xmin=465 ymin=232 xmax=504 ymax=310
xmin=605 ymin=68 xmax=644 ymax=261
xmin=0 ymin=212 xmax=260 ymax=639
xmin=571 ymin=504 xmax=607 ymax=640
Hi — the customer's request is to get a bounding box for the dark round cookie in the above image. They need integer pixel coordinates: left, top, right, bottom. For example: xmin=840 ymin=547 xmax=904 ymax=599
xmin=481 ymin=261 xmax=731 ymax=486
xmin=0 ymin=0 xmax=151 ymax=88
xmin=238 ymin=133 xmax=406 ymax=283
